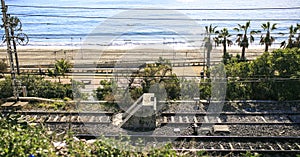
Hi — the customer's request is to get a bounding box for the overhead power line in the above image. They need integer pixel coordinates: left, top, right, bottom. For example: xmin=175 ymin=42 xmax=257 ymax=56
xmin=10 ymin=14 xmax=300 ymax=21
xmin=8 ymin=5 xmax=300 ymax=11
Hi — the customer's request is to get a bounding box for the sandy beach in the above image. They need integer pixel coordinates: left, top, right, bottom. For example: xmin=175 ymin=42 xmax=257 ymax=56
xmin=0 ymin=45 xmax=280 ymax=86
xmin=0 ymin=45 xmax=279 ymax=67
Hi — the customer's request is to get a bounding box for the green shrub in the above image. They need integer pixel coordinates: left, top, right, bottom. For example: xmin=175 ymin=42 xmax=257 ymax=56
xmin=95 ymin=80 xmax=116 ymax=101
xmin=0 ymin=115 xmax=55 ymax=157
xmin=0 ymin=59 xmax=7 ymax=76
xmin=0 ymin=115 xmax=190 ymax=157
xmin=95 ymin=59 xmax=181 ymax=102
xmin=0 ymin=75 xmax=84 ymax=99
xmin=0 ymin=77 xmax=13 ymax=98
xmin=224 ymin=48 xmax=300 ymax=100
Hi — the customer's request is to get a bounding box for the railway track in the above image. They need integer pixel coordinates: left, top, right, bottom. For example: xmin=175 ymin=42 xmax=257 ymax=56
xmin=159 ymin=112 xmax=300 ymax=125
xmin=2 ymin=110 xmax=300 ymax=126
xmin=2 ymin=110 xmax=300 ymax=155
xmin=1 ymin=111 xmax=114 ymax=125
xmin=76 ymin=134 xmax=300 ymax=155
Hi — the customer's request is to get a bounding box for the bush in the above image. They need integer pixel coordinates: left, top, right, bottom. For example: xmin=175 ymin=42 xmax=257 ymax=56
xmin=0 ymin=59 xmax=7 ymax=77
xmin=0 ymin=75 xmax=83 ymax=99
xmin=0 ymin=77 xmax=13 ymax=98
xmin=95 ymin=59 xmax=181 ymax=102
xmin=19 ymin=75 xmax=72 ymax=99
xmin=37 ymin=101 xmax=70 ymax=110
xmin=0 ymin=115 xmax=186 ymax=157
xmin=95 ymin=80 xmax=116 ymax=101
xmin=225 ymin=48 xmax=300 ymax=100
xmin=0 ymin=114 xmax=55 ymax=156
xmin=199 ymin=79 xmax=211 ymax=100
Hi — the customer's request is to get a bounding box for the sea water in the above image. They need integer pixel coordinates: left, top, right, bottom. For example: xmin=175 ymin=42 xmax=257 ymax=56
xmin=2 ymin=0 xmax=300 ymax=48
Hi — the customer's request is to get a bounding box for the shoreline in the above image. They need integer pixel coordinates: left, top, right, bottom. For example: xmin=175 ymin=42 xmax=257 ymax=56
xmin=0 ymin=44 xmax=281 ymax=51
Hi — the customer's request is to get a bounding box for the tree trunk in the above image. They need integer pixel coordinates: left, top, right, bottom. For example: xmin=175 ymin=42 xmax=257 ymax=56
xmin=265 ymin=31 xmax=270 ymax=52
xmin=287 ymin=38 xmax=293 ymax=48
xmin=206 ymin=41 xmax=212 ymax=70
xmin=298 ymin=34 xmax=300 ymax=48
xmin=223 ymin=39 xmax=227 ymax=57
xmin=265 ymin=44 xmax=268 ymax=52
xmin=241 ymin=46 xmax=246 ymax=60
xmin=207 ymin=49 xmax=211 ymax=70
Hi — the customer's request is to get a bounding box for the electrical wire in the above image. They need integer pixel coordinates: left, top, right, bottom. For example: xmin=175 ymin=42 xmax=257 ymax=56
xmin=8 ymin=5 xmax=300 ymax=11
xmin=10 ymin=13 xmax=300 ymax=21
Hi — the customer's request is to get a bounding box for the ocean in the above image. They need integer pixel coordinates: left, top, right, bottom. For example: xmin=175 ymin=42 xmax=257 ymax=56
xmin=2 ymin=0 xmax=300 ymax=48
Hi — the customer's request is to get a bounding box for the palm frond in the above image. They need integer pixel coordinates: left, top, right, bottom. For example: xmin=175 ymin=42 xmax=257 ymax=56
xmin=250 ymin=30 xmax=259 ymax=35
xmin=250 ymin=35 xmax=255 ymax=42
xmin=271 ymin=23 xmax=277 ymax=30
xmin=289 ymin=25 xmax=294 ymax=33
xmin=235 ymin=37 xmax=241 ymax=43
xmin=259 ymin=35 xmax=264 ymax=45
xmin=262 ymin=23 xmax=267 ymax=30
xmin=212 ymin=26 xmax=218 ymax=32
xmin=293 ymin=27 xmax=298 ymax=33
xmin=260 ymin=40 xmax=264 ymax=45
xmin=213 ymin=37 xmax=219 ymax=43
xmin=280 ymin=41 xmax=286 ymax=48
xmin=233 ymin=28 xmax=239 ymax=32
xmin=271 ymin=36 xmax=275 ymax=42
xmin=237 ymin=24 xmax=242 ymax=28
xmin=246 ymin=21 xmax=250 ymax=28
xmin=237 ymin=34 xmax=243 ymax=37
xmin=266 ymin=22 xmax=270 ymax=29
xmin=227 ymin=40 xmax=233 ymax=46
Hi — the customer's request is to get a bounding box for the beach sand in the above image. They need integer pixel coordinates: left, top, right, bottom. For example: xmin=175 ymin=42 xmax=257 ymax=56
xmin=0 ymin=45 xmax=278 ymax=67
xmin=0 ymin=45 xmax=280 ymax=78
xmin=0 ymin=45 xmax=280 ymax=94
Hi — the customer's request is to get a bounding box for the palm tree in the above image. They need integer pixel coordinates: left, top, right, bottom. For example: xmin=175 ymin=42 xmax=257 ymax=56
xmin=204 ymin=24 xmax=217 ymax=69
xmin=281 ymin=24 xmax=298 ymax=48
xmin=48 ymin=58 xmax=72 ymax=82
xmin=260 ymin=22 xmax=277 ymax=52
xmin=215 ymin=28 xmax=233 ymax=57
xmin=234 ymin=21 xmax=259 ymax=60
xmin=295 ymin=23 xmax=300 ymax=47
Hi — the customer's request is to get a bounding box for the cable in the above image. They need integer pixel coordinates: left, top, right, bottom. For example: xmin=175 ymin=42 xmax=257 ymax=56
xmin=10 ymin=13 xmax=300 ymax=21
xmin=8 ymin=5 xmax=300 ymax=11
xmin=22 ymin=32 xmax=296 ymax=36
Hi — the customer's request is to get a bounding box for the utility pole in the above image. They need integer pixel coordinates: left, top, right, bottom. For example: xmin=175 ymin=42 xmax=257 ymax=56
xmin=11 ymin=27 xmax=20 ymax=75
xmin=1 ymin=0 xmax=28 ymax=101
xmin=1 ymin=0 xmax=19 ymax=101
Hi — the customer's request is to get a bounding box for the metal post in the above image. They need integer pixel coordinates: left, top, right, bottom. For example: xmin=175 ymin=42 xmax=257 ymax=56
xmin=1 ymin=0 xmax=19 ymax=101
xmin=11 ymin=28 xmax=20 ymax=75
xmin=203 ymin=43 xmax=206 ymax=71
xmin=173 ymin=37 xmax=175 ymax=60
xmin=80 ymin=37 xmax=83 ymax=59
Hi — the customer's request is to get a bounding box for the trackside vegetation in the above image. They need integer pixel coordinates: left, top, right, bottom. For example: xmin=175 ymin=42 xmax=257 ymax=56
xmin=0 ymin=49 xmax=299 ymax=101
xmin=0 ymin=114 xmax=203 ymax=157
xmin=96 ymin=48 xmax=300 ymax=102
